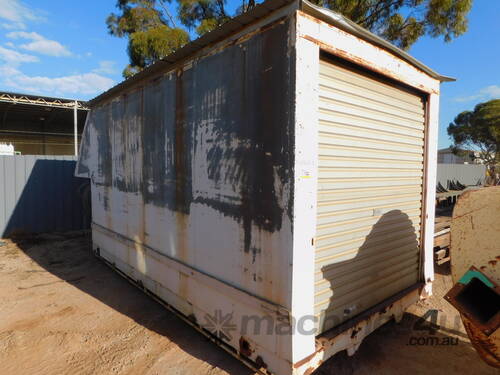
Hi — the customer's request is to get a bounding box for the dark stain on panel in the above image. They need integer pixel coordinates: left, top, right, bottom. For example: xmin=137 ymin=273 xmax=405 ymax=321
xmin=142 ymin=79 xmax=167 ymax=205
xmin=86 ymin=19 xmax=295 ymax=252
xmin=119 ymin=89 xmax=143 ymax=194
xmin=94 ymin=105 xmax=112 ymax=188
xmin=76 ymin=112 xmax=92 ymax=176
xmin=193 ymin=20 xmax=295 ymax=252
xmin=112 ymin=98 xmax=128 ymax=192
xmin=174 ymin=69 xmax=193 ymax=214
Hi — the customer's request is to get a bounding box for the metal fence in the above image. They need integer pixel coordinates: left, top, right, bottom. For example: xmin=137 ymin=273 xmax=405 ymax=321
xmin=437 ymin=163 xmax=486 ymax=187
xmin=0 ymin=155 xmax=90 ymax=237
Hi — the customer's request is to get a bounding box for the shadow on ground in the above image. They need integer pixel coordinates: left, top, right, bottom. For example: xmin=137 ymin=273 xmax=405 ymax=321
xmin=7 ymin=232 xmax=494 ymax=375
xmin=314 ymin=311 xmax=486 ymax=375
xmin=11 ymin=232 xmax=252 ymax=375
xmin=434 ymin=261 xmax=452 ymax=276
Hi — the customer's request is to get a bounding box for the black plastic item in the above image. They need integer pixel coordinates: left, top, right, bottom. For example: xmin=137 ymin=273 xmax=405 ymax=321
xmin=436 ymin=182 xmax=447 ymax=193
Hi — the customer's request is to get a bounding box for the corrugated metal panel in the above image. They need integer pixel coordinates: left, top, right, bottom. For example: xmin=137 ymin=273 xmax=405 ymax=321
xmin=78 ymin=19 xmax=295 ymax=307
xmin=315 ymin=59 xmax=425 ymax=333
xmin=0 ymin=155 xmax=90 ymax=237
xmin=89 ymin=0 xmax=452 ymax=108
xmin=437 ymin=163 xmax=486 ymax=186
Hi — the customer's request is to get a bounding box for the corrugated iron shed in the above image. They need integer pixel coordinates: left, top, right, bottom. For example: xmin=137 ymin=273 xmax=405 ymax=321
xmin=89 ymin=0 xmax=453 ymax=107
xmin=77 ymin=1 xmax=450 ymax=374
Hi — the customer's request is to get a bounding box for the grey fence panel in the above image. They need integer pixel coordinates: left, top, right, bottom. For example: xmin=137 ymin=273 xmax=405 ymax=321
xmin=437 ymin=163 xmax=486 ymax=187
xmin=0 ymin=155 xmax=90 ymax=237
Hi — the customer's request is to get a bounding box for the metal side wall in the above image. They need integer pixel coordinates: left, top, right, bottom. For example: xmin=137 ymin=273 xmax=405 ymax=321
xmin=314 ymin=59 xmax=425 ymax=333
xmin=76 ymin=14 xmax=297 ymax=375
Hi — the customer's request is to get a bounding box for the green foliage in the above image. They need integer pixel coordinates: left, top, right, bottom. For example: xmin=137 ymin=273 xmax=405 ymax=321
xmin=311 ymin=0 xmax=472 ymax=50
xmin=108 ymin=0 xmax=473 ymax=77
xmin=196 ymin=18 xmax=221 ymax=35
xmin=177 ymin=0 xmax=229 ymax=35
xmin=107 ymin=0 xmax=190 ymax=77
xmin=448 ymin=99 xmax=500 ymax=181
xmin=128 ymin=26 xmax=189 ymax=69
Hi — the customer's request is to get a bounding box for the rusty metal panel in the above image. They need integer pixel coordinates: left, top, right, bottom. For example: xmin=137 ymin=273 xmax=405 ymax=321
xmin=77 ymin=19 xmax=295 ymax=309
xmin=315 ymin=59 xmax=425 ymax=333
xmin=0 ymin=155 xmax=90 ymax=237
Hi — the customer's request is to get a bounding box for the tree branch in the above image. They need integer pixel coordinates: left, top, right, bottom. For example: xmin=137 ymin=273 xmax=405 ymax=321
xmin=358 ymin=0 xmax=402 ymax=29
xmin=158 ymin=0 xmax=177 ymax=28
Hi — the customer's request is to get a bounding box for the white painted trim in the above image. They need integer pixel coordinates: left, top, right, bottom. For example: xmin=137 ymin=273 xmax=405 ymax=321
xmin=423 ymin=93 xmax=439 ymax=294
xmin=290 ymin=33 xmax=319 ymax=362
xmin=296 ymin=12 xmax=440 ymax=95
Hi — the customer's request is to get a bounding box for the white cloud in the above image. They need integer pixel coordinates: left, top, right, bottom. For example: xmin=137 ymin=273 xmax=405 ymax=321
xmin=0 ymin=0 xmax=44 ymax=29
xmin=92 ymin=60 xmax=116 ymax=75
xmin=0 ymin=65 xmax=18 ymax=79
xmin=454 ymin=85 xmax=500 ymax=103
xmin=0 ymin=3 xmax=114 ymax=98
xmin=0 ymin=45 xmax=38 ymax=64
xmin=480 ymin=85 xmax=500 ymax=97
xmin=0 ymin=66 xmax=115 ymax=96
xmin=453 ymin=94 xmax=482 ymax=103
xmin=1 ymin=21 xmax=25 ymax=30
xmin=7 ymin=31 xmax=71 ymax=57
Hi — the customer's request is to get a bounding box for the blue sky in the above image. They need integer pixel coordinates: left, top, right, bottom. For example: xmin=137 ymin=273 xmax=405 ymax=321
xmin=0 ymin=0 xmax=498 ymax=148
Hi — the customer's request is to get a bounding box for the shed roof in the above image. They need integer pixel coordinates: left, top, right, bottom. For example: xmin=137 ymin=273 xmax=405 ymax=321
xmin=0 ymin=91 xmax=88 ymax=139
xmin=89 ymin=0 xmax=453 ymax=107
xmin=0 ymin=91 xmax=88 ymax=110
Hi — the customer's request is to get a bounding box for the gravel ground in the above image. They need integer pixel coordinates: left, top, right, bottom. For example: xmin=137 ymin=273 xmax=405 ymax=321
xmin=0 ymin=233 xmax=496 ymax=375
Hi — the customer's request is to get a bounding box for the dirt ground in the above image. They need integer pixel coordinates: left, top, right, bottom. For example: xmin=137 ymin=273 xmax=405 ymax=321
xmin=0 ymin=233 xmax=496 ymax=375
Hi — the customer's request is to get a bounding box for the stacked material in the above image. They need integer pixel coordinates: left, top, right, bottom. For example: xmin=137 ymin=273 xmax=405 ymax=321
xmin=0 ymin=143 xmax=14 ymax=155
xmin=434 ymin=213 xmax=451 ymax=265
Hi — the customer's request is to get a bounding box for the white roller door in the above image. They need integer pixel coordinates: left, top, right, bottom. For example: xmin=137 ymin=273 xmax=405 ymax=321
xmin=315 ymin=58 xmax=426 ymax=333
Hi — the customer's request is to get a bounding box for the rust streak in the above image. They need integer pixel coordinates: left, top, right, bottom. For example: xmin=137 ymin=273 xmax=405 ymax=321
xmin=238 ymin=337 xmax=253 ymax=357
xmin=304 ymin=367 xmax=317 ymax=375
xmin=175 ymin=68 xmax=188 ymax=262
xmin=301 ymin=34 xmax=437 ymax=95
xmin=298 ymin=10 xmax=440 ymax=91
xmin=293 ymin=348 xmax=323 ymax=369
xmin=463 ymin=319 xmax=500 ymax=367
